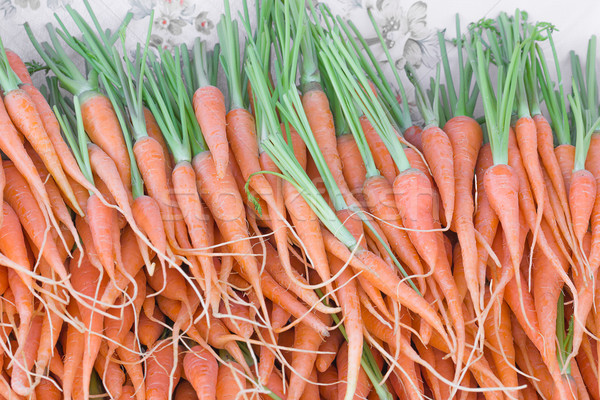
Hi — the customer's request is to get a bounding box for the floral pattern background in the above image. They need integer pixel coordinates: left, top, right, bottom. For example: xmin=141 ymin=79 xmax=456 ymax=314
xmin=1 ymin=0 xmax=599 ymax=122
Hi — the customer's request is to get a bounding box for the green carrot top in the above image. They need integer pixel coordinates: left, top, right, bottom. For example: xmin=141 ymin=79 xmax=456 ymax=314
xmin=438 ymin=15 xmax=479 ymax=118
xmin=468 ymin=20 xmax=523 ymax=165
xmin=536 ymin=27 xmax=571 ymax=145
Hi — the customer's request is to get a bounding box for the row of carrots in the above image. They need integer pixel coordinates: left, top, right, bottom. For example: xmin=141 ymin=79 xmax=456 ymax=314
xmin=0 ymin=0 xmax=598 ymax=399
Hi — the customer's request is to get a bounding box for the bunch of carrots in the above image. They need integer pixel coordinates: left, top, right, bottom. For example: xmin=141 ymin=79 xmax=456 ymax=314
xmin=0 ymin=0 xmax=598 ymax=399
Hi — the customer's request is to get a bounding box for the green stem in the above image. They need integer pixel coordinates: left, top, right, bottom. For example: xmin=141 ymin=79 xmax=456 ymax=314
xmin=0 ymin=37 xmax=21 ymax=93
xmin=217 ymin=0 xmax=244 ymax=111
xmin=320 ymin=31 xmax=411 ymax=172
xmin=25 ymin=22 xmax=96 ymax=96
xmin=193 ymin=39 xmax=211 ymax=89
xmin=102 ymin=73 xmax=144 ymax=199
xmin=341 ymin=17 xmax=411 ymax=130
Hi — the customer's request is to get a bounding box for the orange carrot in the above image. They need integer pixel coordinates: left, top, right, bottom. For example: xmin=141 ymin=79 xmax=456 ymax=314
xmin=62 ymin=303 xmax=84 ymax=400
xmin=319 ymin=365 xmax=339 ymax=400
xmin=3 ymin=87 xmax=80 ymax=213
xmin=338 ymin=133 xmax=367 ymax=205
xmin=183 ymin=346 xmax=218 ymax=399
xmin=216 ymin=361 xmax=246 ymax=400
xmin=363 ymin=174 xmax=427 ymax=293
xmin=3 ymin=161 xmax=68 ymax=281
xmin=361 ymin=115 xmax=396 ymax=184
xmin=444 ymin=116 xmax=483 ymax=312
xmin=336 ymin=342 xmax=371 ymax=400
xmin=403 ymin=125 xmax=423 ymax=152
xmin=193 ymin=85 xmax=229 ymax=179
xmin=316 ymin=328 xmax=343 ymax=373
xmin=10 ymin=315 xmax=42 ymax=396
xmin=146 ymin=339 xmax=183 ymax=400
xmin=94 ymin=342 xmax=125 ymax=399
xmin=555 ymin=144 xmax=576 ymax=194
xmin=421 ymin=125 xmax=455 ymax=226
xmin=70 ymin=249 xmax=107 ymax=400
xmin=329 ymin=254 xmax=363 ymax=400
xmin=139 ymin=299 xmax=166 ymax=348
xmin=193 ymin=151 xmax=265 ymax=311
xmin=175 ymin=380 xmax=199 ymax=400
xmin=287 ymin=320 xmax=325 ymax=400
xmin=80 ymin=93 xmax=131 ymax=189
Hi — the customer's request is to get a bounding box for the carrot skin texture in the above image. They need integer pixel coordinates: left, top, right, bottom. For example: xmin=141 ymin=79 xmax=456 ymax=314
xmin=403 ymin=125 xmax=423 ymax=152
xmin=216 ymin=362 xmax=246 ymax=400
xmin=183 ymin=346 xmax=218 ymax=400
xmin=193 ymin=85 xmax=229 ymax=178
xmin=570 ymin=169 xmax=597 ymax=242
xmin=444 ymin=116 xmax=483 ymax=313
xmin=421 ymin=125 xmax=455 ymax=226
xmin=80 ymin=92 xmax=131 ymax=189
xmin=3 ymin=88 xmax=80 ymax=214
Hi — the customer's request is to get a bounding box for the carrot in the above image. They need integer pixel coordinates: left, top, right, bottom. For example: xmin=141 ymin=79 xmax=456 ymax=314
xmin=287 ymin=319 xmax=325 ymax=400
xmin=171 ymin=160 xmax=217 ymax=301
xmin=7 ymin=269 xmax=32 ymax=346
xmin=94 ymin=342 xmax=125 ymax=399
xmin=132 ymin=194 xmax=167 ymax=273
xmin=258 ymin=303 xmax=290 ymax=385
xmin=219 ymin=299 xmax=253 ymax=339
xmin=139 ymin=299 xmax=166 ymax=348
xmin=0 ymin=203 xmax=32 ymax=292
xmin=419 ymin=124 xmax=455 ymax=226
xmin=78 ymin=93 xmax=131 ymax=189
xmin=336 ymin=342 xmax=372 ymax=400
xmin=10 ymin=314 xmax=42 ymax=396
xmin=360 ymin=115 xmax=396 ymax=184
xmin=4 ymin=49 xmax=32 ymax=85
xmin=144 ymin=106 xmax=174 ymax=171
xmin=3 ymin=161 xmax=68 ymax=282
xmin=362 ymin=174 xmax=427 ymax=293
xmin=535 ymin=113 xmax=572 ymax=227
xmin=193 ymin=151 xmax=265 ymax=311
xmin=62 ymin=303 xmax=84 ymax=400
xmin=483 ymin=290 xmax=518 ymax=400
xmin=86 ymin=193 xmax=118 ymax=279
xmin=282 ymin=179 xmax=331 ymax=289
xmin=319 ymin=365 xmax=339 ymax=400
xmin=329 ymin=254 xmax=363 ymax=400
xmin=553 ymin=144 xmax=576 ymax=193
xmin=338 ymin=133 xmax=367 ymax=204
xmin=133 ymin=135 xmax=177 ymax=248
xmin=444 ymin=116 xmax=483 ymax=312
xmin=34 ymin=378 xmax=62 ymax=400
xmin=570 ymin=169 xmax=596 ymax=242
xmin=584 ymin=133 xmax=600 ymax=274
xmin=175 ymin=380 xmax=199 ymax=400
xmin=394 ymin=167 xmax=464 ymax=372
xmin=316 ymin=328 xmax=343 ymax=373
xmin=403 ymin=125 xmax=423 ymax=152
xmin=70 ymin=249 xmax=107 ymax=400
xmin=299 ymin=367 xmax=320 ymax=400
xmin=183 ymin=346 xmax=218 ymax=400
xmin=216 ymin=361 xmax=246 ymax=400
xmin=119 ymin=385 xmax=137 ymax=400
xmin=146 ymin=339 xmax=183 ymax=400
xmin=0 ymin=99 xmax=62 ymax=245
xmin=192 ymin=59 xmax=228 ymax=178
xmin=1 ymin=85 xmax=81 ymax=214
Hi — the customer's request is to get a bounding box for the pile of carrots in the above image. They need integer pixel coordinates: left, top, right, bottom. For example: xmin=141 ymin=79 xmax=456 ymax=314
xmin=0 ymin=0 xmax=599 ymax=398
